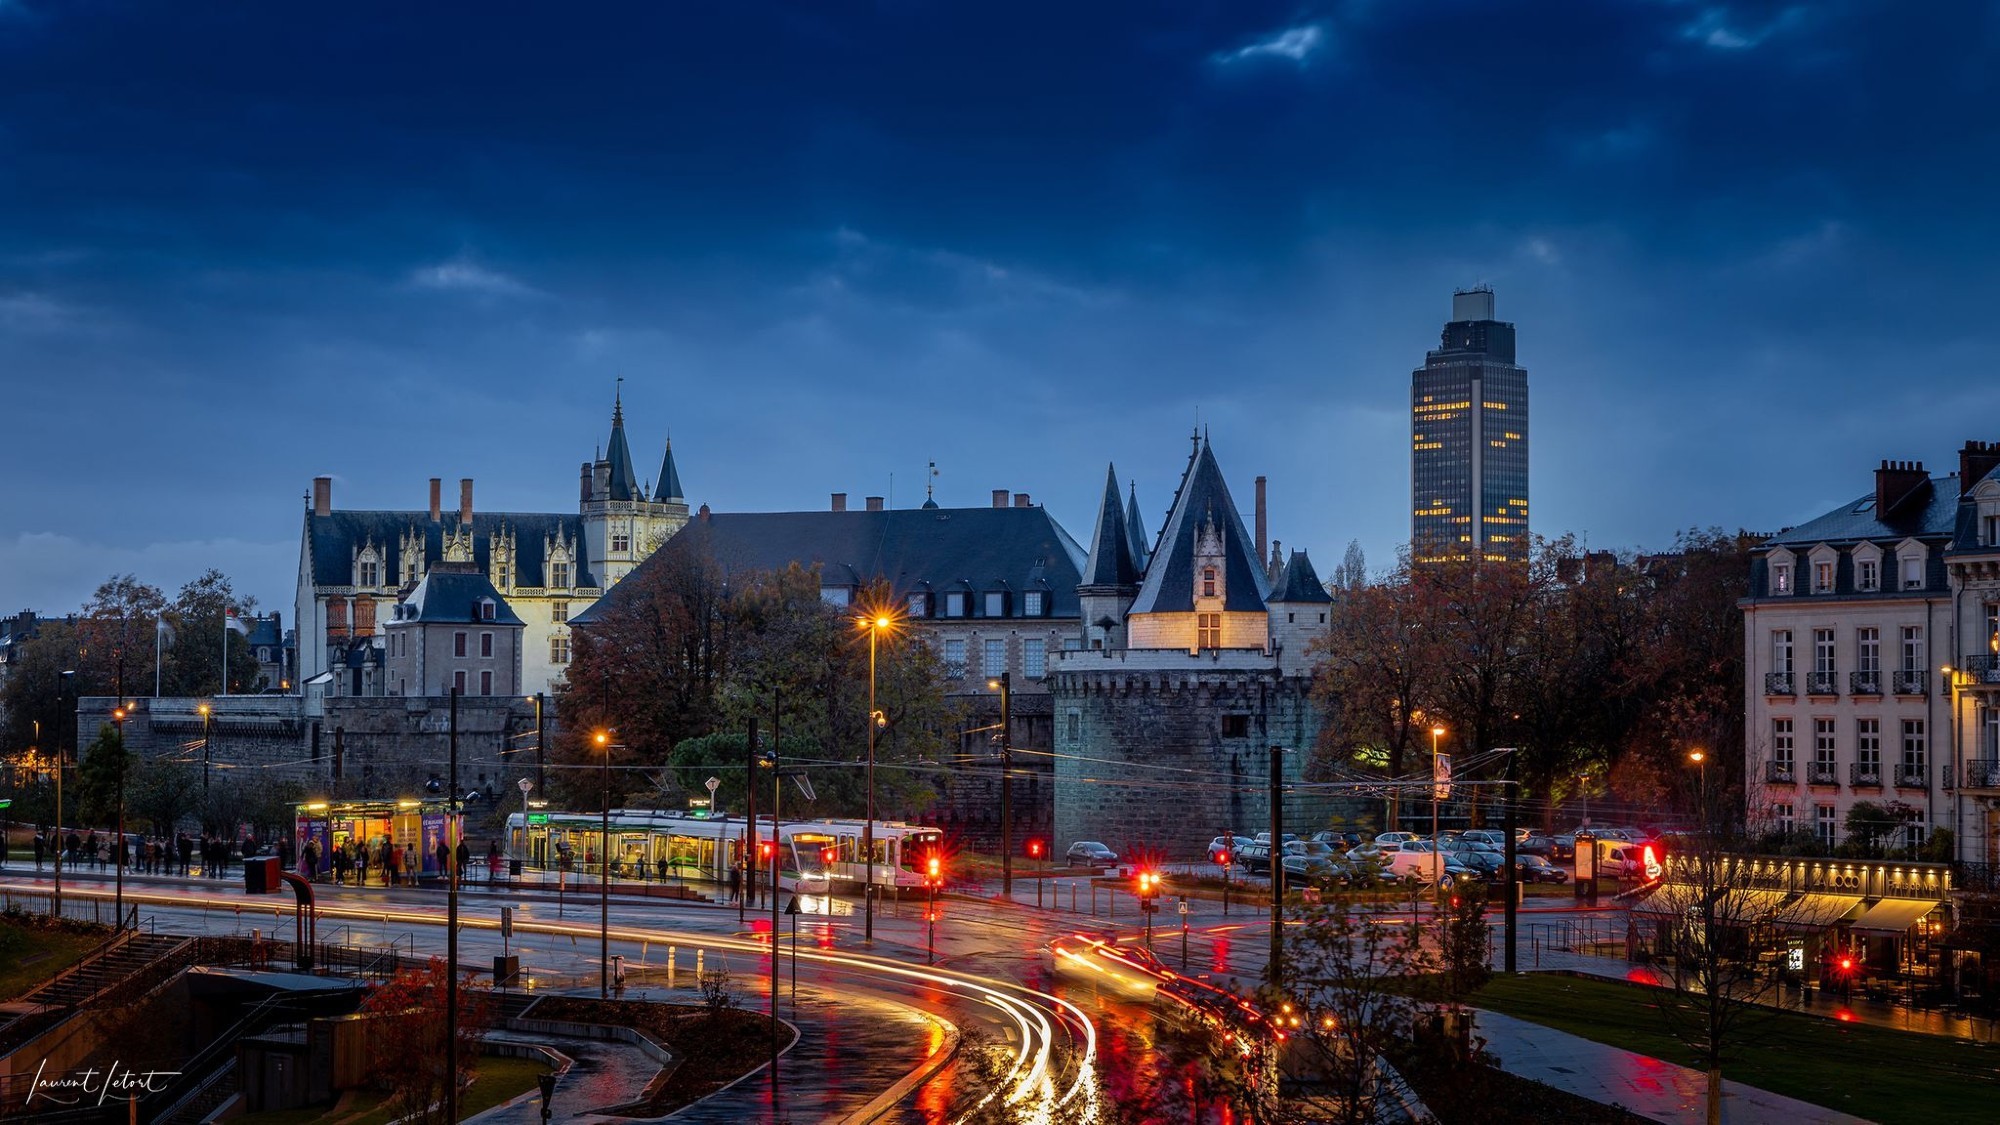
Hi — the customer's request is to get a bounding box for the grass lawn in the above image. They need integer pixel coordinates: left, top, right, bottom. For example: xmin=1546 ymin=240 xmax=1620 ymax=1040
xmin=0 ymin=915 xmax=108 ymax=1001
xmin=1475 ymin=974 xmax=2000 ymax=1124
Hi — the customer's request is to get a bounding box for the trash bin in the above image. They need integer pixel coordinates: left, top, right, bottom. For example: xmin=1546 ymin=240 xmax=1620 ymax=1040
xmin=510 ymin=859 xmax=523 ymax=876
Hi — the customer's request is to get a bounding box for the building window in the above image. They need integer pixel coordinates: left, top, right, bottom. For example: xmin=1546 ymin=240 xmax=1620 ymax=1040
xmin=1202 ymin=568 xmax=1217 ymax=598
xmin=1902 ymin=555 xmax=1924 ymax=589
xmin=1813 ymin=628 xmax=1835 ymax=674
xmin=1903 ymin=719 xmax=1928 ymax=769
xmin=1774 ymin=803 xmax=1795 ymax=835
xmin=611 ymin=532 xmax=631 ymax=553
xmin=359 ymin=560 xmax=379 ymax=587
xmin=1221 ymin=714 xmax=1250 ymax=738
xmin=821 ymin=587 xmax=850 ymax=607
xmin=480 ymin=670 xmax=493 ymax=696
xmin=983 ymin=638 xmax=1006 ymax=675
xmin=480 ymin=600 xmax=496 ymax=622
xmin=1900 ymin=626 xmax=1924 ymax=672
xmin=550 ymin=559 xmax=571 ymax=588
xmin=944 ymin=638 xmax=966 ymax=678
xmin=550 ymin=635 xmax=570 ymax=664
xmin=1857 ymin=719 xmax=1880 ymax=774
xmin=1982 ymin=705 xmax=2000 ymax=759
xmin=984 ymin=591 xmax=1007 ymax=617
xmin=1814 ymin=718 xmax=1836 ymax=769
xmin=1857 ymin=558 xmax=1879 ymax=591
xmin=1066 ymin=711 xmax=1080 ymax=742
xmin=1816 ymin=805 xmax=1837 ymax=847
xmin=945 ymin=593 xmax=967 ymax=618
xmin=477 ymin=632 xmax=491 ymax=657
xmin=1772 ymin=563 xmax=1792 ymax=594
xmin=1197 ymin=612 xmax=1221 ymax=650
xmin=1023 ymin=638 xmax=1046 ymax=679
xmin=453 ymin=669 xmax=467 ymax=695
xmin=1813 ymin=560 xmax=1834 ymax=593
xmin=1771 ymin=630 xmax=1793 ymax=674
xmin=454 ymin=631 xmax=467 ymax=658
xmin=1773 ymin=718 xmax=1794 ymax=768
xmin=1024 ymin=591 xmax=1045 ymax=617
xmin=908 ymin=593 xmax=928 ymax=618
xmin=1857 ymin=627 xmax=1880 ymax=673
xmin=1987 ymin=603 xmax=2000 ymax=657
xmin=551 ymin=601 xmax=568 ymax=623
xmin=1986 ymin=513 xmax=2000 ymax=547
xmin=496 ymin=562 xmax=511 ymax=589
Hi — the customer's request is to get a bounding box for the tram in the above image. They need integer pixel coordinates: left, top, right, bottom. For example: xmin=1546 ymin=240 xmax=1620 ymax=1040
xmin=504 ymin=808 xmax=944 ymax=895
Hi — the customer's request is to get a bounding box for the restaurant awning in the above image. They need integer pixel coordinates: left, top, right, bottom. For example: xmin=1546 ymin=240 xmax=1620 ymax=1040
xmin=1632 ymin=887 xmax=1791 ymax=921
xmin=1772 ymin=894 xmax=1866 ymax=930
xmin=1847 ymin=898 xmax=1942 ymax=936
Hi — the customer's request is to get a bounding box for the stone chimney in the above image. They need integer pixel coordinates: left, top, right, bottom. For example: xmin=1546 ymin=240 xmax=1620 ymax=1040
xmin=831 ymin=493 xmax=847 ymax=512
xmin=580 ymin=462 xmax=593 ymax=505
xmin=1875 ymin=461 xmax=1929 ymax=515
xmin=429 ymin=478 xmax=442 ymax=522
xmin=459 ymin=478 xmax=474 ymax=524
xmin=1254 ymin=475 xmax=1268 ymax=564
xmin=312 ymin=476 xmax=332 ymax=517
xmin=1960 ymin=441 xmax=2000 ymax=497
xmin=865 ymin=496 xmax=884 ymax=512
xmin=992 ymin=489 xmax=1008 ymax=509
xmin=1013 ymin=493 xmax=1031 ymax=508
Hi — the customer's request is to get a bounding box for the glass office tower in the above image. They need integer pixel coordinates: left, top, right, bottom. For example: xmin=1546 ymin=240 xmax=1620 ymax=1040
xmin=1411 ymin=287 xmax=1529 ymax=563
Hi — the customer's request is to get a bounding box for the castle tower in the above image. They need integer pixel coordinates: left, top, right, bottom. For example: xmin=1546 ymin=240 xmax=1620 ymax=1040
xmin=581 ymin=389 xmax=691 ymax=588
xmin=1076 ymin=464 xmax=1142 ymax=651
xmin=1266 ymin=549 xmax=1333 ymax=677
xmin=1123 ymin=437 xmax=1271 ymax=651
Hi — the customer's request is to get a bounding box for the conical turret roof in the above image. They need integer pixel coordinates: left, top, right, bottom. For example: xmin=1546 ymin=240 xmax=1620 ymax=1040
xmin=1080 ymin=464 xmax=1142 ymax=589
xmin=604 ymin=392 xmax=641 ymax=502
xmin=1268 ymin=549 xmax=1333 ymax=604
xmin=655 ymin=438 xmax=684 ymax=503
xmin=1128 ymin=439 xmax=1269 ymax=614
xmin=1125 ymin=481 xmax=1150 ymax=571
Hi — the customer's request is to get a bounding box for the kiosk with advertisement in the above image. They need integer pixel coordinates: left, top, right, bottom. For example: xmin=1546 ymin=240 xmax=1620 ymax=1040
xmin=293 ymin=799 xmax=462 ymax=879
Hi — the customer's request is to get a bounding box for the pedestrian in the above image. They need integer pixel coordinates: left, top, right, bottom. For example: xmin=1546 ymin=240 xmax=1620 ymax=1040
xmin=303 ymin=838 xmax=319 ymax=880
xmin=456 ymin=839 xmax=471 ymax=883
xmin=33 ymin=833 xmax=45 ymax=870
xmin=86 ymin=831 xmax=99 ymax=869
xmin=66 ymin=830 xmax=81 ymax=864
xmin=434 ymin=839 xmax=450 ymax=884
xmin=355 ymin=844 xmax=369 ymax=886
xmin=727 ymin=862 xmax=742 ymax=905
xmin=487 ymin=841 xmax=504 ymax=885
xmin=179 ymin=833 xmax=192 ymax=875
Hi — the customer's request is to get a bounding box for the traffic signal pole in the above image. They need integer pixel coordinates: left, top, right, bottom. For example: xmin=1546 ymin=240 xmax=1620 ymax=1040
xmin=1268 ymin=743 xmax=1284 ymax=987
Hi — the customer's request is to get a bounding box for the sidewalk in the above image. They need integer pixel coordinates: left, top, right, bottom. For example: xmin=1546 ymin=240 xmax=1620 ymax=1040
xmin=1472 ymin=1008 xmax=1873 ymax=1125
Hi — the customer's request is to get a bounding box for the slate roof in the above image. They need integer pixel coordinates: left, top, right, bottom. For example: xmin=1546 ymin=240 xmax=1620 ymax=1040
xmin=394 ymin=568 xmax=524 ymax=625
xmin=1125 ymin=481 xmax=1151 ymax=572
xmin=1268 ymin=550 xmax=1333 ymax=604
xmin=1762 ymin=476 xmax=1960 ymax=548
xmin=1128 ymin=440 xmax=1271 ymax=615
xmin=576 ymin=505 xmax=1087 ymax=625
xmin=1080 ymin=465 xmax=1142 ymax=589
xmin=305 ymin=511 xmax=597 ymax=590
xmin=655 ymin=439 xmax=684 ymax=503
xmin=605 ymin=398 xmax=642 ymax=502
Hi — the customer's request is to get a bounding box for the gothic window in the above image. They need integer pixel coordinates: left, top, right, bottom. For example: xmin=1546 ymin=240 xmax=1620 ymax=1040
xmin=550 ymin=559 xmax=571 ymax=588
xmin=1202 ymin=568 xmax=1217 ymax=598
xmin=496 ymin=562 xmax=511 ymax=589
xmin=611 ymin=531 xmax=631 ymax=553
xmin=1197 ymin=612 xmax=1221 ymax=650
xmin=359 ymin=559 xmax=379 ymax=588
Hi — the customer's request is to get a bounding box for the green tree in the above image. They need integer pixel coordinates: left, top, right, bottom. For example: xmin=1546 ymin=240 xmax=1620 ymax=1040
xmin=1311 ymin=561 xmax=1440 ymax=828
xmin=160 ymin=569 xmax=261 ymax=696
xmin=76 ymin=724 xmax=131 ymax=828
xmin=130 ymin=758 xmax=199 ymax=836
xmin=0 ymin=620 xmax=85 ymax=770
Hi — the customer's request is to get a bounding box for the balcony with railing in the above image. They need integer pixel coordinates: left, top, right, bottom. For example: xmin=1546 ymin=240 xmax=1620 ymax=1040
xmin=1893 ymin=669 xmax=1929 ymax=695
xmin=1895 ymin=763 xmax=1928 ymax=789
xmin=1765 ymin=672 xmax=1795 ymax=696
xmin=1807 ymin=761 xmax=1839 ymax=786
xmin=1806 ymin=671 xmax=1839 ymax=696
xmin=1850 ymin=763 xmax=1884 ymax=788
xmin=1964 ymin=655 xmax=2000 ymax=686
xmin=1764 ymin=761 xmax=1796 ymax=784
xmin=1850 ymin=671 xmax=1883 ymax=696
xmin=1961 ymin=761 xmax=2000 ymax=790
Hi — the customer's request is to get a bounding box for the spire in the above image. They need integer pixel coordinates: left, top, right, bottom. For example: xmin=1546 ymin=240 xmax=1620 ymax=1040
xmin=1125 ymin=480 xmax=1150 ymax=570
xmin=1080 ymin=463 xmax=1141 ymax=589
xmin=604 ymin=386 xmax=640 ymax=502
xmin=655 ymin=437 xmax=684 ymax=503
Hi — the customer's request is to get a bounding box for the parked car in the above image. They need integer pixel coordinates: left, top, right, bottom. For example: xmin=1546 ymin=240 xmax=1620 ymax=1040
xmin=1460 ymin=829 xmax=1506 ymax=847
xmin=1209 ymin=835 xmax=1255 ymax=865
xmin=1385 ymin=840 xmax=1461 ymax=887
xmin=1065 ymin=840 xmax=1119 ymax=867
xmin=1549 ymin=834 xmax=1577 ymax=860
xmin=1517 ymin=834 xmax=1555 ymax=856
xmin=1282 ymin=850 xmax=1351 ymax=885
xmin=1515 ymin=855 xmax=1569 ymax=884
xmin=1375 ymin=831 xmax=1418 ymax=848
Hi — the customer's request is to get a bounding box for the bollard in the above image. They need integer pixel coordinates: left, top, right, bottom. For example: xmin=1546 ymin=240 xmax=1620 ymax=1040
xmin=696 ymin=948 xmax=705 ymax=978
xmin=1071 ymin=882 xmax=1078 ymax=913
xmin=668 ymin=946 xmax=676 ymax=989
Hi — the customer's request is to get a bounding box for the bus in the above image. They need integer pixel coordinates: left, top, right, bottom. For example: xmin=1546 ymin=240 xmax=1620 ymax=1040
xmin=504 ymin=808 xmax=944 ymax=894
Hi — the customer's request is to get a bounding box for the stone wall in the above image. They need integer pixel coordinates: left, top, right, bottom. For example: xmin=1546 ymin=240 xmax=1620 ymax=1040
xmin=1050 ymin=657 xmax=1358 ymax=861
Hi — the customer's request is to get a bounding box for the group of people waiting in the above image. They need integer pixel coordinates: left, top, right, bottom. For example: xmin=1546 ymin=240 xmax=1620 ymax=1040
xmin=26 ymin=830 xmax=248 ymax=878
xmin=289 ymin=835 xmax=509 ymax=886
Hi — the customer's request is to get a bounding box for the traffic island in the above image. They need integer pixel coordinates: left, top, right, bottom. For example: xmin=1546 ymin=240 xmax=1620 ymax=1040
xmin=523 ymin=995 xmax=794 ymax=1116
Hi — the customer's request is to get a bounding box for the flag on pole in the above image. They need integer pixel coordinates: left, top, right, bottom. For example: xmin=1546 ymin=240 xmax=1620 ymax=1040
xmin=1433 ymin=753 xmax=1453 ymax=801
xmin=225 ymin=608 xmax=251 ymax=636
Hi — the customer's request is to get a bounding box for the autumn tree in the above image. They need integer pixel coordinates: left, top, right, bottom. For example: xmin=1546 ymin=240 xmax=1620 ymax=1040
xmin=1311 ymin=563 xmax=1440 ymax=827
xmin=359 ymin=958 xmax=491 ymax=1124
xmin=0 ymin=619 xmax=85 ymax=767
xmin=160 ymin=569 xmax=261 ymax=696
xmin=78 ymin=575 xmax=168 ymax=702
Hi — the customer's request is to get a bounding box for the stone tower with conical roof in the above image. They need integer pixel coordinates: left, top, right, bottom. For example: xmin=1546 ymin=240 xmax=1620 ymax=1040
xmin=581 ymin=387 xmax=692 ymax=588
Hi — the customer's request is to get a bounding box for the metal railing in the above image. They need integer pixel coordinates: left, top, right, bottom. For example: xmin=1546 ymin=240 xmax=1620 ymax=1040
xmin=1807 ymin=762 xmax=1839 ymax=786
xmin=1807 ymin=671 xmax=1839 ymax=695
xmin=1851 ymin=671 xmax=1883 ymax=695
xmin=1765 ymin=761 xmax=1796 ymax=783
xmin=1894 ymin=670 xmax=1930 ymax=695
xmin=1962 ymin=761 xmax=2000 ymax=789
xmin=1895 ymin=765 xmax=1929 ymax=789
xmin=1850 ymin=764 xmax=1884 ymax=787
xmin=1965 ymin=655 xmax=2000 ymax=685
xmin=1765 ymin=672 xmax=1795 ymax=696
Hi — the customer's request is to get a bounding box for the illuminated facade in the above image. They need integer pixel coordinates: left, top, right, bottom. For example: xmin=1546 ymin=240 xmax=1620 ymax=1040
xmin=1411 ymin=287 xmax=1529 ymax=563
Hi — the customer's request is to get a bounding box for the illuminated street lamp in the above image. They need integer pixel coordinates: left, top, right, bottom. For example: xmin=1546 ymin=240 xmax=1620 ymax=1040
xmin=113 ymin=706 xmax=128 ymax=929
xmin=1430 ymin=725 xmax=1446 ymax=884
xmin=55 ymin=670 xmax=73 ymax=918
xmin=593 ymin=728 xmax=614 ymax=999
xmin=858 ymin=610 xmax=896 ymax=942
xmin=198 ymin=702 xmax=212 ymax=800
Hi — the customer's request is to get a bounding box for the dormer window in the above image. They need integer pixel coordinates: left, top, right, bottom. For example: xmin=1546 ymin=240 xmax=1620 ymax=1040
xmin=1812 ymin=560 xmax=1834 ymax=594
xmin=1023 ymin=591 xmax=1045 ymax=617
xmin=945 ymin=592 xmax=967 ymax=618
xmin=1202 ymin=568 xmax=1217 ymax=598
xmin=984 ymin=591 xmax=1008 ymax=617
xmin=1901 ymin=556 xmax=1925 ymax=590
xmin=1771 ymin=563 xmax=1792 ymax=595
xmin=908 ymin=593 xmax=929 ymax=618
xmin=550 ymin=558 xmax=571 ymax=588
xmin=480 ymin=599 xmax=496 ymax=622
xmin=1858 ymin=557 xmax=1879 ymax=591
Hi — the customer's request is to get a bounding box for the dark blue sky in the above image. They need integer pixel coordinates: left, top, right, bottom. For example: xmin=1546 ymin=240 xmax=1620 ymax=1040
xmin=4 ymin=1 xmax=1996 ymax=614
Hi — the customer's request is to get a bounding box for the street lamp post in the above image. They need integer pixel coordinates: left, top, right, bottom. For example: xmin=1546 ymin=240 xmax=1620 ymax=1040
xmin=55 ymin=670 xmax=74 ymax=919
xmin=862 ymin=613 xmax=891 ymax=942
xmin=113 ymin=706 xmax=128 ymax=930
xmin=1430 ymin=725 xmax=1446 ymax=885
xmin=989 ymin=672 xmax=1013 ymax=899
xmin=593 ymin=729 xmax=613 ymax=999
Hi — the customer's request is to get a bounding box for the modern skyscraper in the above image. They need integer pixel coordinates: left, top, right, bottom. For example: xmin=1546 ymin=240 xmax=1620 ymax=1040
xmin=1411 ymin=287 xmax=1530 ymax=563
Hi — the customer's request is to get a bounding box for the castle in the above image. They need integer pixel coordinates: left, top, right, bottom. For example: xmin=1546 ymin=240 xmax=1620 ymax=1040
xmin=294 ymin=393 xmax=688 ymax=698
xmin=1050 ymin=435 xmax=1346 ymax=859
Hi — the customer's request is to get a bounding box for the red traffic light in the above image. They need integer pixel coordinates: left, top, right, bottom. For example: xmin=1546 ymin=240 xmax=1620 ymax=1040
xmin=758 ymin=841 xmax=775 ymax=861
xmin=821 ymin=847 xmax=836 ymax=865
xmin=1028 ymin=840 xmax=1043 ymax=859
xmin=1136 ymin=870 xmax=1160 ymax=898
xmin=1217 ymin=850 xmax=1231 ymax=867
xmin=1838 ymin=955 xmax=1855 ymax=973
xmin=926 ymin=855 xmax=942 ymax=883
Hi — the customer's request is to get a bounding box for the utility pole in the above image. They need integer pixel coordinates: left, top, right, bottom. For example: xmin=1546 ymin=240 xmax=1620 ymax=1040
xmin=533 ymin=691 xmax=546 ymax=794
xmin=1268 ymin=742 xmax=1284 ymax=987
xmin=996 ymin=672 xmax=1013 ymax=898
xmin=1502 ymin=747 xmax=1519 ymax=974
xmin=743 ymin=717 xmax=758 ymax=921
xmin=55 ymin=670 xmax=73 ymax=919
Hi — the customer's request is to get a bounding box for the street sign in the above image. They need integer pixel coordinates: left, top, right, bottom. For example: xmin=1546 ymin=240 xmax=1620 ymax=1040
xmin=704 ymin=776 xmax=721 ymax=794
xmin=518 ymin=777 xmax=533 ymax=794
xmin=527 ymin=813 xmax=549 ymax=825
xmin=1178 ymin=898 xmax=1189 ymax=916
xmin=1433 ymin=752 xmax=1453 ymax=800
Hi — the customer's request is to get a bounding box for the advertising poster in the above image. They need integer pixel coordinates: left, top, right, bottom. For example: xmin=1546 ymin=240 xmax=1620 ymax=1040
xmin=420 ymin=811 xmax=445 ymax=874
xmin=301 ymin=818 xmax=332 ymax=876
